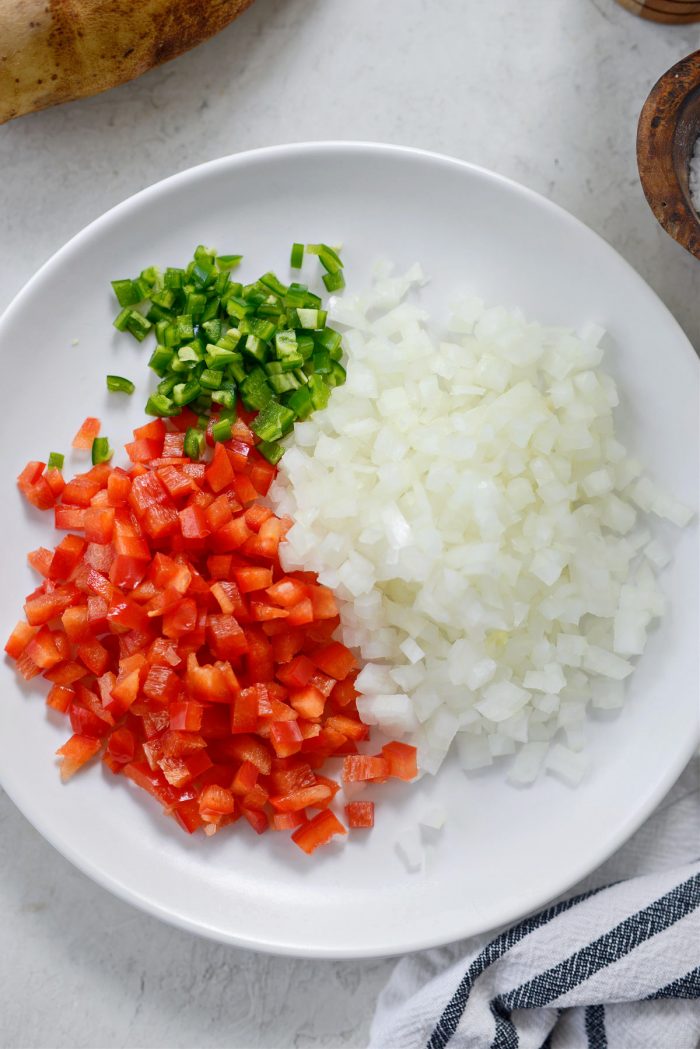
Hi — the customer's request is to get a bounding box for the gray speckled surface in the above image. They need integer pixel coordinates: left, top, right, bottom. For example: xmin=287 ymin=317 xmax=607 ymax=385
xmin=0 ymin=1 xmax=698 ymax=1046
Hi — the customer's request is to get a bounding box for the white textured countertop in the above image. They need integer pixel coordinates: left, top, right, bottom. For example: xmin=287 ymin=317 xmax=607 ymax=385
xmin=1 ymin=1 xmax=698 ymax=1046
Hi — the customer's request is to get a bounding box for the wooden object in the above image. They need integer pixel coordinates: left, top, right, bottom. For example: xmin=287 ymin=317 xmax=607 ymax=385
xmin=617 ymin=0 xmax=700 ymax=22
xmin=0 ymin=0 xmax=255 ymax=124
xmin=637 ymin=50 xmax=700 ymax=259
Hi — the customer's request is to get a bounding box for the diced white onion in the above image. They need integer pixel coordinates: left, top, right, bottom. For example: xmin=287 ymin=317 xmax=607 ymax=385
xmin=270 ymin=265 xmax=694 ymax=784
xmin=419 ymin=805 xmax=447 ymax=830
xmin=395 ymin=826 xmax=424 ymax=872
xmin=545 ymin=743 xmax=591 ymax=786
xmin=507 ymin=741 xmax=549 ymax=785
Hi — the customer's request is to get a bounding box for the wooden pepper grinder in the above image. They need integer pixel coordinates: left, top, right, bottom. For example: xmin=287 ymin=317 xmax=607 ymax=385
xmin=616 ymin=0 xmax=700 ymax=21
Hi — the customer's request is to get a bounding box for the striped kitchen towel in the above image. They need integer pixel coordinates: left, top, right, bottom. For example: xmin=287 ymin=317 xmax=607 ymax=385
xmin=370 ymin=758 xmax=700 ymax=1049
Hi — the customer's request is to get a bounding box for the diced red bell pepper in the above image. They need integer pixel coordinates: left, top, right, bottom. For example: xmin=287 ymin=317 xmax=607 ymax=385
xmin=162 ymin=432 xmax=185 ymax=457
xmin=77 ymin=638 xmax=110 ymax=676
xmin=205 ymin=494 xmax=233 ymax=532
xmin=8 ymin=425 xmax=414 ymax=855
xmin=286 ymin=598 xmax=314 ymax=627
xmin=162 ymin=598 xmax=197 ymax=639
xmin=242 ymin=782 xmax=269 ymax=811
xmin=205 ymin=443 xmax=235 ymax=494
xmin=133 ymin=417 xmax=166 ymax=444
xmin=128 ymin=471 xmax=168 ymax=516
xmin=159 ymin=749 xmax=213 ymax=787
xmin=234 ymin=566 xmax=273 ymax=594
xmin=244 ymin=626 xmax=275 ymax=683
xmin=207 ymin=614 xmax=248 ymax=661
xmin=308 ymin=585 xmax=339 ymax=620
xmin=179 ymin=504 xmax=210 ymax=540
xmin=231 ymin=473 xmax=258 ymax=506
xmin=312 ymin=642 xmax=357 ymax=681
xmin=248 ymin=457 xmax=276 ymax=497
xmin=210 ymin=580 xmax=243 ymax=615
xmin=345 ymin=801 xmax=375 ymax=828
xmin=289 ymin=686 xmax=326 ymax=719
xmin=84 ymin=542 xmax=115 ymax=573
xmin=291 ymin=810 xmax=346 ymax=855
xmin=242 ymin=806 xmax=268 ymax=835
xmin=342 ymin=755 xmax=390 ymax=783
xmin=142 ymin=502 xmax=180 ymax=540
xmin=17 ymin=461 xmax=45 ymax=493
xmin=169 ymin=700 xmax=203 ymax=732
xmin=109 ymin=669 xmax=140 ymax=714
xmin=231 ymin=760 xmax=259 ymax=795
xmin=125 ymin=438 xmax=163 ymax=464
xmin=269 ymin=783 xmax=333 ymax=812
xmin=44 ymin=661 xmax=86 ymax=685
xmin=107 ymin=469 xmax=132 ymax=506
xmin=266 ymin=577 xmax=309 ymax=609
xmin=270 ymin=720 xmax=303 ymax=758
xmin=16 ymin=651 xmax=41 ymax=679
xmin=241 ymin=507 xmax=269 ymax=537
xmin=270 ymin=811 xmax=306 ymax=831
xmin=104 ymin=727 xmax=135 ymax=765
xmin=249 ymin=600 xmax=288 ymax=622
xmin=268 ymin=761 xmax=316 ymax=795
xmin=381 ymin=741 xmax=418 ymax=781
xmin=173 ymin=799 xmax=205 ymax=834
xmin=46 ymin=683 xmax=75 ymax=713
xmin=54 ymin=506 xmax=87 ymax=531
xmin=23 ymin=476 xmax=57 ymax=510
xmin=270 ymin=628 xmax=305 ymax=663
xmin=198 ymin=785 xmax=235 ymax=823
xmin=49 ymin=534 xmax=86 ymax=580
xmin=84 ymin=507 xmax=115 ymax=544
xmin=71 ymin=417 xmax=101 ymax=450
xmin=26 ymin=627 xmax=64 ymax=670
xmin=219 ymin=735 xmax=272 ymax=775
xmin=5 ymin=620 xmax=37 ymax=659
xmin=69 ymin=702 xmax=111 ymax=738
xmin=330 ymin=674 xmax=359 ymax=708
xmin=186 ymin=653 xmax=237 ymax=703
xmin=211 ymin=517 xmax=252 ymax=552
xmin=230 ymin=688 xmax=259 ymax=734
xmin=307 ymin=670 xmax=335 ymax=698
xmin=257 ymin=516 xmax=288 ymax=556
xmin=61 ymin=604 xmax=91 ymax=641
xmin=160 ymin=730 xmax=207 ymax=758
xmin=62 ymin=476 xmax=101 ymax=507
xmin=123 ymin=761 xmax=177 ymax=807
xmin=45 ymin=467 xmax=66 ymax=500
xmin=142 ymin=664 xmax=180 ymax=705
xmin=25 ymin=586 xmax=78 ymax=626
xmin=324 ymin=715 xmax=369 ymax=742
xmin=56 ymin=734 xmax=102 ymax=780
xmin=205 ymin=553 xmax=232 ymax=587
xmin=276 ymin=654 xmax=316 ymax=689
xmin=28 ymin=547 xmax=54 ymax=577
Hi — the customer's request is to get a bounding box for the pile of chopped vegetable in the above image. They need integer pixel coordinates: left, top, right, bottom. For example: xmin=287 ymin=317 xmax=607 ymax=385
xmin=5 ymin=244 xmax=418 ymax=856
xmin=271 ymin=263 xmax=693 ymax=788
xmin=110 ymin=245 xmax=347 ymax=465
xmin=7 ymin=414 xmax=416 ymax=853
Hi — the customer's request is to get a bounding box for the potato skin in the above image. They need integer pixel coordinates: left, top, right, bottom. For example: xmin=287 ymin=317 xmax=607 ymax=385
xmin=0 ymin=0 xmax=255 ymax=123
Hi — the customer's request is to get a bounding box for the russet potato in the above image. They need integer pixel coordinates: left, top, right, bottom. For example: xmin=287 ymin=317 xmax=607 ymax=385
xmin=0 ymin=0 xmax=255 ymax=123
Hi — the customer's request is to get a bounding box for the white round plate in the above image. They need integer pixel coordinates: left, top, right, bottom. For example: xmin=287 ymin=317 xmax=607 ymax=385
xmin=0 ymin=143 xmax=697 ymax=958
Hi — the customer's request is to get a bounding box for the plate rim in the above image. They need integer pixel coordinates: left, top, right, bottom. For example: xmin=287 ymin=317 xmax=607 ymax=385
xmin=0 ymin=140 xmax=697 ymax=959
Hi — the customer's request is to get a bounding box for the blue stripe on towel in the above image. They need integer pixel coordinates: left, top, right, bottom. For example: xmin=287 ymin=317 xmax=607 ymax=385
xmin=584 ymin=1004 xmax=607 ymax=1048
xmin=426 ymin=886 xmax=607 ymax=1049
xmin=498 ymin=873 xmax=700 ymax=1012
xmin=489 ymin=1001 xmax=518 ymax=1049
xmin=647 ymin=967 xmax=700 ymax=1000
